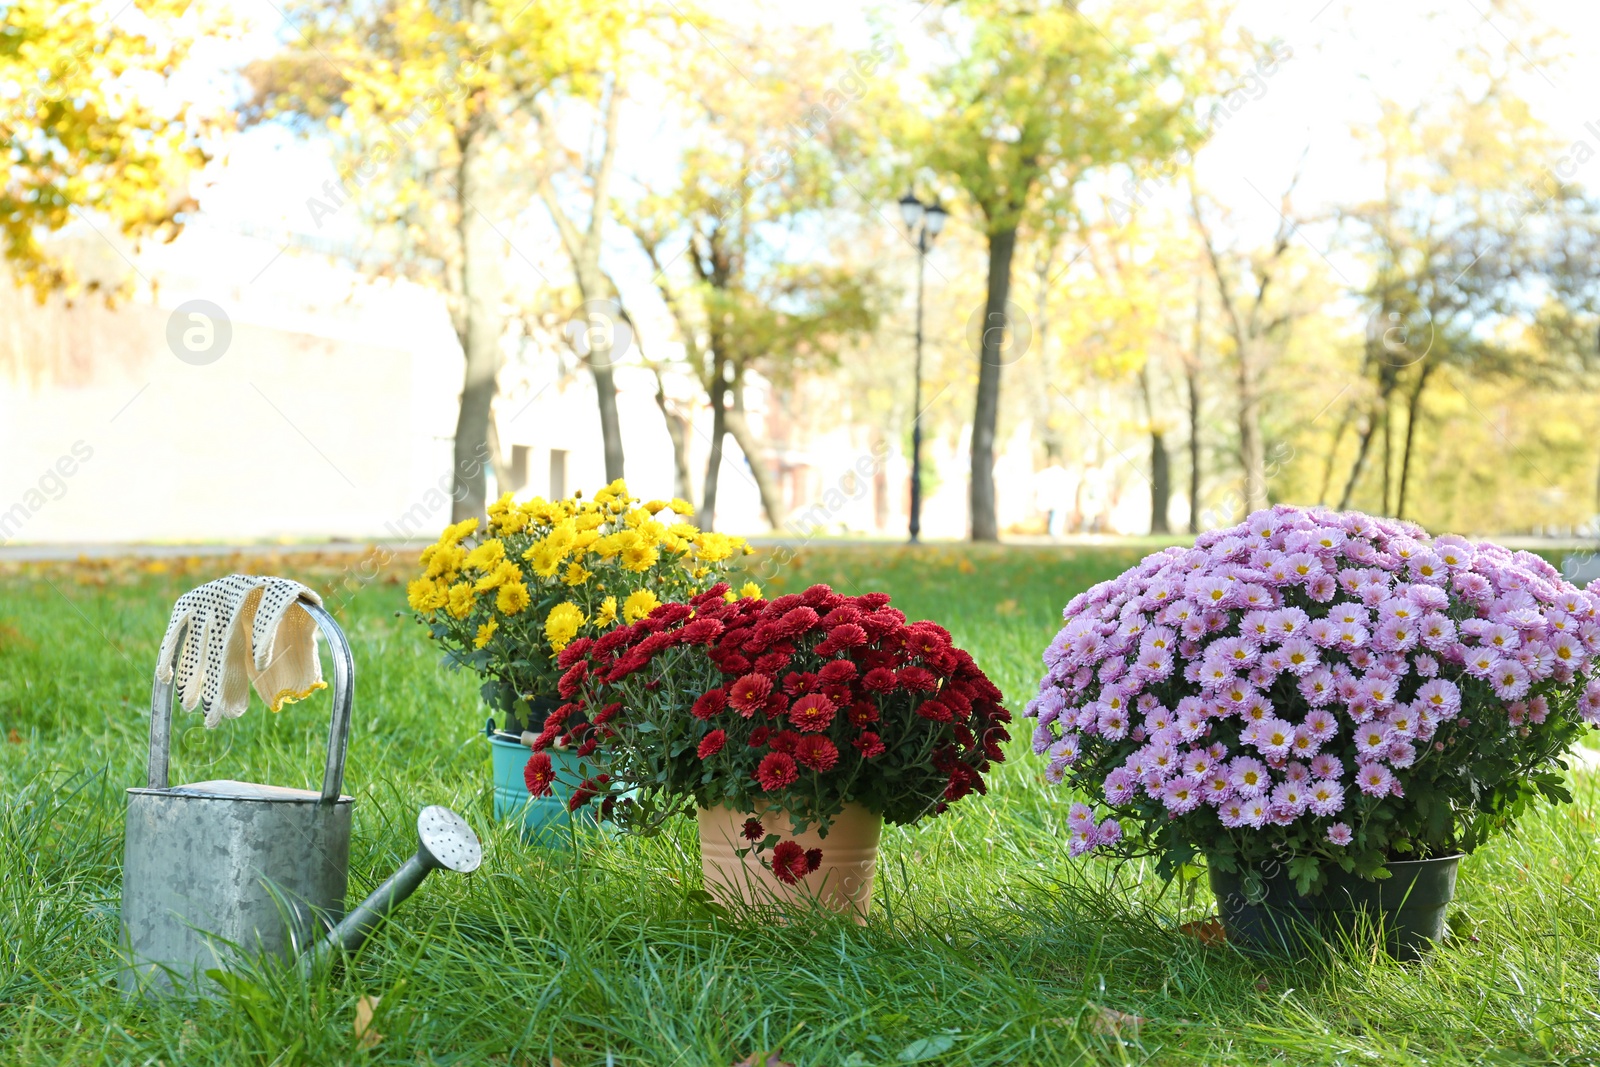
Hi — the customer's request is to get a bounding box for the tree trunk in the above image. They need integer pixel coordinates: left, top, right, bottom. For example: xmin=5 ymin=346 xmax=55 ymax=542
xmin=651 ymin=368 xmax=694 ymax=502
xmin=1151 ymin=431 xmax=1172 ymax=534
xmin=1337 ymin=410 xmax=1377 ymax=512
xmin=591 ymin=354 xmax=625 ymax=483
xmin=1395 ymin=361 xmax=1434 ymax=520
xmin=699 ymin=353 xmax=729 ymax=530
xmin=1187 ymin=283 xmax=1203 ymax=535
xmin=451 ymin=134 xmax=504 ymax=522
xmin=725 ymin=379 xmax=786 ymax=530
xmin=1316 ymin=400 xmax=1355 ymax=506
xmin=1237 ymin=338 xmax=1267 ymax=515
xmin=970 ymin=227 xmax=1017 ymax=542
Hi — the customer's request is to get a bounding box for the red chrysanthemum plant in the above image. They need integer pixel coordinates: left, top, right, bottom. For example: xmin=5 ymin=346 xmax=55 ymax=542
xmin=536 ymin=582 xmax=1012 ymax=884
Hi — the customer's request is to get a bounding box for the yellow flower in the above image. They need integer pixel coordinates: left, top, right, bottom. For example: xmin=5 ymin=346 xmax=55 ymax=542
xmin=723 ymin=589 xmax=737 ymax=602
xmin=668 ymin=498 xmax=695 ymax=517
xmin=474 ymin=560 xmax=521 ymax=593
xmin=694 ymin=532 xmax=739 ymax=563
xmin=545 ymin=602 xmax=585 ymax=650
xmin=620 ymin=541 xmax=660 ymax=573
xmin=464 ymin=539 xmax=505 ymax=571
xmin=590 ymin=532 xmax=626 ymax=560
xmin=574 ymin=510 xmax=605 ymax=532
xmin=644 ymin=500 xmax=668 ymax=514
xmin=562 ymin=561 xmax=592 ymax=586
xmin=439 ymin=517 xmax=478 ymax=545
xmin=667 ymin=522 xmax=698 ymax=539
xmin=473 ymin=617 xmax=498 ymax=648
xmin=573 ymin=529 xmax=600 ymax=552
xmin=497 ymin=581 xmax=531 ymax=615
xmin=595 ymin=595 xmax=618 ymax=626
xmin=486 ymin=492 xmax=517 ymax=531
xmin=447 ymin=582 xmax=475 ymax=619
xmin=623 ymin=589 xmax=660 ymax=624
xmin=423 ymin=543 xmax=465 ymax=580
xmin=407 ymin=577 xmax=442 ymax=613
xmin=740 ymin=581 xmax=763 ymax=601
xmin=525 ymin=541 xmax=565 ymax=578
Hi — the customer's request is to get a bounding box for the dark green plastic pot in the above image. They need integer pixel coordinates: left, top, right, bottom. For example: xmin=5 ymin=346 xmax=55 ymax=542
xmin=1209 ymin=854 xmax=1461 ymax=961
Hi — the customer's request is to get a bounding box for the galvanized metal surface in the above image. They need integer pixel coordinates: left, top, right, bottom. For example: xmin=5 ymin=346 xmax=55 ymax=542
xmin=302 ymin=806 xmax=481 ymax=976
xmin=120 ymin=602 xmax=357 ymax=996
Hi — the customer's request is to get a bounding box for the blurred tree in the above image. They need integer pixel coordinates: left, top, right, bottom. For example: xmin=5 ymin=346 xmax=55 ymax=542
xmin=246 ymin=0 xmax=638 ymax=520
xmin=1191 ymin=171 xmax=1311 ymax=517
xmin=0 ymin=0 xmax=215 ymax=296
xmin=1336 ymin=44 xmax=1600 ymax=520
xmin=912 ymin=0 xmax=1226 ymax=540
xmin=625 ymin=26 xmax=882 ymax=530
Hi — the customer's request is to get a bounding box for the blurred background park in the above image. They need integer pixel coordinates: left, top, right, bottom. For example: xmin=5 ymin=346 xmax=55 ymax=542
xmin=6 ymin=0 xmax=1600 ymax=549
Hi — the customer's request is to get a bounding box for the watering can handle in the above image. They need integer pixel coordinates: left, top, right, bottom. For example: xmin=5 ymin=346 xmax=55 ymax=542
xmin=146 ymin=602 xmax=355 ymax=803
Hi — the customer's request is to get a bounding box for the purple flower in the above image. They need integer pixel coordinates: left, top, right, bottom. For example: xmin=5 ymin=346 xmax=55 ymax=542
xmin=1326 ymin=822 xmax=1353 ymax=846
xmin=1356 ymin=762 xmax=1395 ymax=797
xmin=1308 ymin=779 xmax=1345 ymax=816
xmin=1310 ymin=752 xmax=1343 ymax=780
xmin=1228 ymin=757 xmax=1270 ymax=797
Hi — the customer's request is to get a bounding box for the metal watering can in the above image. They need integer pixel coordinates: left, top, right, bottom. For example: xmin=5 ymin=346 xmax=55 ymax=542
xmin=120 ymin=602 xmax=481 ymax=996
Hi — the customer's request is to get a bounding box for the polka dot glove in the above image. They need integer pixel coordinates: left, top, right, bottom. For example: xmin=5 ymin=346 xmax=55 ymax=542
xmin=155 ymin=575 xmax=327 ymax=728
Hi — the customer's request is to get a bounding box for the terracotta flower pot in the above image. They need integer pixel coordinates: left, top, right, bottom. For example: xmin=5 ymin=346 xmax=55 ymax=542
xmin=697 ymin=802 xmax=882 ymax=922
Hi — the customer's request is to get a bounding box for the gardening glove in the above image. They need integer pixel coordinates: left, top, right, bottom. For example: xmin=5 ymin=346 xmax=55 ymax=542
xmin=241 ymin=580 xmax=327 ymax=714
xmin=155 ymin=575 xmax=325 ymax=728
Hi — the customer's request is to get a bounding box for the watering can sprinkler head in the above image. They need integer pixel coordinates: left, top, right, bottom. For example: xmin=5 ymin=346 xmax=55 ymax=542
xmin=302 ymin=805 xmax=481 ymax=976
xmin=416 ymin=805 xmax=483 ymax=874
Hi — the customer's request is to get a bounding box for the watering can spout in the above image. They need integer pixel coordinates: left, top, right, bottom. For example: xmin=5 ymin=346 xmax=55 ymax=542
xmin=302 ymin=805 xmax=481 ymax=977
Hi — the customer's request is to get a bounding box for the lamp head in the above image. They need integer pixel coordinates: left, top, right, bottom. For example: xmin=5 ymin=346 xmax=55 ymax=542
xmin=898 ymin=190 xmax=924 ymax=231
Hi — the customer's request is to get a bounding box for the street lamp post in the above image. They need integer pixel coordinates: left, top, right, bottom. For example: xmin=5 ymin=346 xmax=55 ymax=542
xmin=899 ymin=191 xmax=946 ymax=544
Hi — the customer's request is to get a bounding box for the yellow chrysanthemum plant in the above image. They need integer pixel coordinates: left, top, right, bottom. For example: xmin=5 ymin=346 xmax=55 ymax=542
xmin=408 ymin=479 xmax=757 ymax=734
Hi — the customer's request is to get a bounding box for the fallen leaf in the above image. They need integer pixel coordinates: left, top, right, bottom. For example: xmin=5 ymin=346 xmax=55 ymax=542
xmin=1178 ymin=917 xmax=1226 ymax=946
xmin=6 ymin=729 xmax=22 ymax=744
xmin=354 ymin=995 xmax=383 ymax=1049
xmin=1087 ymin=1004 xmax=1146 ymax=1037
xmin=551 ymin=1058 xmax=565 ymax=1067
xmin=731 ymin=1051 xmax=792 ymax=1067
xmin=1254 ymin=977 xmax=1271 ymax=993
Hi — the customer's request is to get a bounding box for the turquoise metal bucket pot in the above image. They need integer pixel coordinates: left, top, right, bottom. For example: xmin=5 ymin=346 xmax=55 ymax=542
xmin=489 ymin=738 xmax=601 ymax=846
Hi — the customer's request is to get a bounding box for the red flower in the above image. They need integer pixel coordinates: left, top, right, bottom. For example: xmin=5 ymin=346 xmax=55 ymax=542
xmin=576 ymin=736 xmax=598 ymax=757
xmin=821 ymin=605 xmax=862 ymax=628
xmin=727 ymin=673 xmax=774 ymax=716
xmin=764 ymin=692 xmax=789 ymax=720
xmin=858 ymin=592 xmax=891 ymax=610
xmin=769 ymin=729 xmax=800 ymax=754
xmin=697 ymin=730 xmax=727 ymax=759
xmin=531 ymin=725 xmax=560 ymax=751
xmin=679 ymin=617 xmax=725 ymax=645
xmin=898 ymin=666 xmax=937 ymax=692
xmin=794 ymin=735 xmax=839 ymax=772
xmin=783 ymin=671 xmax=817 ymax=696
xmin=753 ymin=651 xmax=792 ymax=675
xmin=523 ymin=753 xmax=555 ymax=796
xmin=557 ymin=661 xmax=588 ymax=699
xmin=555 ymin=637 xmax=593 ymax=668
xmin=862 ymin=667 xmax=898 ymax=693
xmin=742 ymin=818 xmax=766 ymax=843
xmin=804 ymin=847 xmax=823 ymax=872
xmin=818 ymin=660 xmax=858 ymax=685
xmin=826 ymin=623 xmax=867 ymax=648
xmin=592 ymin=702 xmax=622 ymax=726
xmin=755 ymin=752 xmax=799 ymax=791
xmin=852 ymin=732 xmax=886 ymax=758
xmin=788 ymin=693 xmax=836 ymax=732
xmin=777 ymin=606 xmax=820 ymax=638
xmin=692 ymin=689 xmax=727 ymax=720
xmin=748 ymin=726 xmax=771 ymax=747
xmin=916 ymin=698 xmax=954 ymax=723
xmin=847 ymin=700 xmax=879 ymax=726
xmin=770 ymin=839 xmax=811 ymax=885
xmin=719 ymin=654 xmax=752 ymax=675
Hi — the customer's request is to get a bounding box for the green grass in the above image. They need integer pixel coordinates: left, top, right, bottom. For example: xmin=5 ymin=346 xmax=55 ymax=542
xmin=2 ymin=543 xmax=1599 ymax=1065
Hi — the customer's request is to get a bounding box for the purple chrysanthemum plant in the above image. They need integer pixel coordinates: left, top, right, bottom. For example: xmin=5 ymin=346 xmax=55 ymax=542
xmin=1028 ymin=505 xmax=1600 ymax=897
